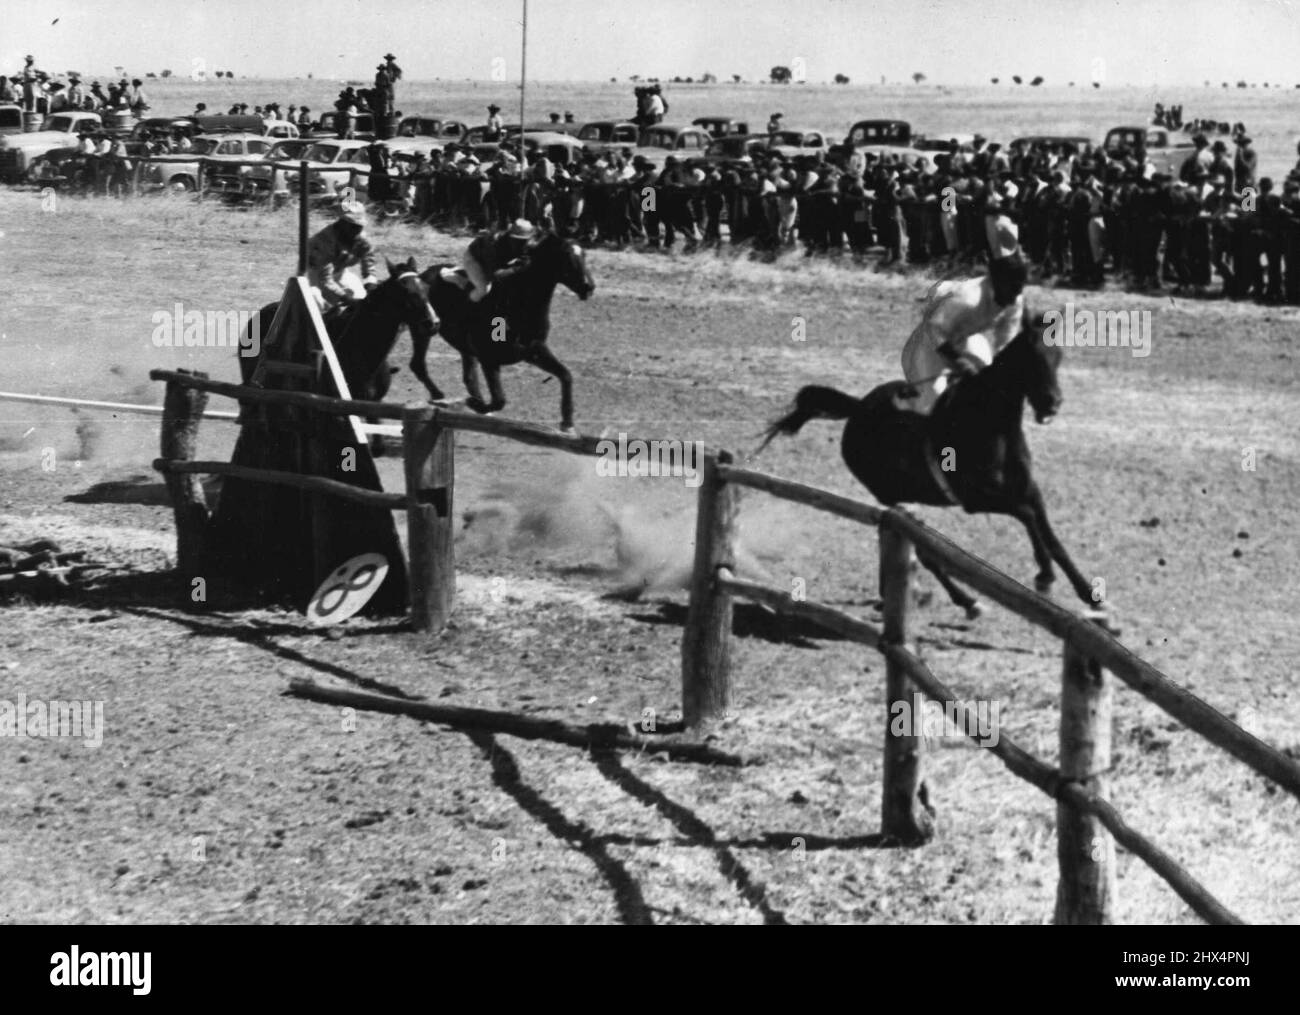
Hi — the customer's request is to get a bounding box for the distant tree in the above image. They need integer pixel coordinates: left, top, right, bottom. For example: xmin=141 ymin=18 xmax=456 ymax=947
xmin=732 ymin=74 xmax=742 ymax=83
xmin=1030 ymin=75 xmax=1044 ymax=86
xmin=834 ymin=73 xmax=850 ymax=85
xmin=629 ymin=75 xmax=641 ymax=82
xmin=671 ymin=75 xmax=682 ymax=83
xmin=684 ymin=77 xmax=694 ymax=83
xmin=1068 ymin=81 xmax=1075 ymax=87
xmin=912 ymin=71 xmax=925 ymax=84
xmin=1204 ymin=79 xmax=1210 ymax=87
xmin=991 ymin=77 xmax=999 ymax=84
xmin=1222 ymin=82 xmax=1228 ymax=88
xmin=1092 ymin=81 xmax=1100 ymax=89
xmin=145 ymin=72 xmax=157 ymax=78
xmin=770 ymin=65 xmax=792 ymax=84
xmin=160 ymin=68 xmax=172 ymax=78
xmin=701 ymin=72 xmax=717 ymax=84
xmin=1012 ymin=74 xmax=1022 ymax=84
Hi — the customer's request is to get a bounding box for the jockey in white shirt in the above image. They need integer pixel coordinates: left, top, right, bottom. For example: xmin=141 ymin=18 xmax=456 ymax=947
xmin=897 ymin=187 xmax=1028 ymax=415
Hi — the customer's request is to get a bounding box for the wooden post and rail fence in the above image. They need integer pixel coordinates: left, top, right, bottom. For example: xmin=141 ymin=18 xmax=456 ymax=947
xmin=147 ymin=367 xmax=1300 ymax=925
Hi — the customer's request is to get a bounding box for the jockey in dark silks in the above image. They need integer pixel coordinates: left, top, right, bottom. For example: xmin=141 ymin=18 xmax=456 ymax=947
xmin=462 ymin=218 xmax=536 ymax=303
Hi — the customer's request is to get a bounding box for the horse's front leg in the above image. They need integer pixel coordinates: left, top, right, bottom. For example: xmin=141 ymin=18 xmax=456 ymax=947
xmin=525 ymin=343 xmax=574 ymax=432
xmin=916 ymin=547 xmax=983 ymax=620
xmin=1022 ymin=487 xmax=1097 ymax=607
xmin=407 ymin=327 xmax=445 ymax=402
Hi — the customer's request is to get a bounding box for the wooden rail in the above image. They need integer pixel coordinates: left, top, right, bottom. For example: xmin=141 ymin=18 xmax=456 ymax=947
xmin=150 ymin=369 xmax=1290 ymax=924
xmin=692 ymin=454 xmax=1293 ymax=923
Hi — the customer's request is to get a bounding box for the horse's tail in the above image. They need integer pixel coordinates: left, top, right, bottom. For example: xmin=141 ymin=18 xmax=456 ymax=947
xmin=757 ymin=385 xmax=861 ymax=454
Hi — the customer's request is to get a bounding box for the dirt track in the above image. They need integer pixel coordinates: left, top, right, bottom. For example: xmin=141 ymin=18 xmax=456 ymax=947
xmin=1 ymin=189 xmax=1298 ymax=924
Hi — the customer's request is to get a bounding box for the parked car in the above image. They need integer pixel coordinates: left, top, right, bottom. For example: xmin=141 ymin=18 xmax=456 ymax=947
xmin=0 ymin=104 xmax=25 ymax=138
xmin=275 ymin=138 xmax=372 ymax=202
xmin=699 ymin=133 xmax=771 ymax=170
xmin=913 ymin=132 xmax=978 ymax=154
xmin=141 ymin=133 xmax=273 ymax=193
xmin=830 ymin=119 xmax=912 ymax=162
xmin=761 ymin=128 xmax=831 ymax=161
xmin=0 ymin=111 xmax=103 ymax=181
xmin=305 ymin=111 xmax=376 ymax=140
xmin=237 ymin=138 xmax=314 ymax=198
xmin=1103 ymin=126 xmax=1195 ymax=173
xmin=395 ymin=115 xmax=469 ymax=140
xmin=692 ymin=116 xmax=751 ymax=139
xmin=193 ymin=114 xmax=299 ymax=139
xmin=626 ymin=124 xmax=713 ymax=165
xmin=576 ymin=120 xmax=640 ymax=155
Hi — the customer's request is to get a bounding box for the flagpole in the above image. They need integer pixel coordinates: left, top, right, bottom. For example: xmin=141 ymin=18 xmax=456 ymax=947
xmin=518 ymin=0 xmax=528 ymax=165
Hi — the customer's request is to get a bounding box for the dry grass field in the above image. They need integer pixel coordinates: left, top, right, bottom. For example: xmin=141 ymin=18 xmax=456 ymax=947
xmin=1 ymin=80 xmax=1299 ymax=924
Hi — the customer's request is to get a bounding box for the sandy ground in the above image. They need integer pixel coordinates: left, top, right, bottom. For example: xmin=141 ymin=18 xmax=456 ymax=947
xmin=0 ymin=188 xmax=1298 ymax=925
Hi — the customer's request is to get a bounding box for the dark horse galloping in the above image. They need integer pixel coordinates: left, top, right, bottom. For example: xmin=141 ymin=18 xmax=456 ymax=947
xmin=419 ymin=231 xmax=595 ymax=433
xmin=238 ymin=257 xmax=442 ymax=403
xmin=760 ymin=311 xmax=1095 ymax=618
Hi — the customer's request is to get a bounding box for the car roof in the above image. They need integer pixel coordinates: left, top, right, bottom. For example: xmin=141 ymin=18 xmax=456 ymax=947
xmin=195 ymin=132 xmax=270 ymax=142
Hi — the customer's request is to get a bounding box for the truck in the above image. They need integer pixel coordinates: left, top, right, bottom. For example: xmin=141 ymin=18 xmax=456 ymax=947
xmin=0 ymin=110 xmax=103 ymax=182
xmin=1103 ymin=126 xmax=1197 ymax=175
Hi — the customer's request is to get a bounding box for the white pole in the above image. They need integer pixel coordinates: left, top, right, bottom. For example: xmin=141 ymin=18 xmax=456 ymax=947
xmin=518 ymin=0 xmax=528 ymax=165
xmin=0 ymin=390 xmax=239 ymax=421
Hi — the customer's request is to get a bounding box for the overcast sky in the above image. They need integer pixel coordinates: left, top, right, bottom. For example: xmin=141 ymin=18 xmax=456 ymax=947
xmin=6 ymin=0 xmax=1300 ymax=86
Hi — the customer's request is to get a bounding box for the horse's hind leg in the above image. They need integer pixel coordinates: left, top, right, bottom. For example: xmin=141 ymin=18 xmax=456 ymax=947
xmin=917 ymin=548 xmax=983 ymax=620
xmin=459 ymin=353 xmax=489 ymax=412
xmin=525 ymin=344 xmax=574 ymax=432
xmin=482 ymin=361 xmax=507 ymax=414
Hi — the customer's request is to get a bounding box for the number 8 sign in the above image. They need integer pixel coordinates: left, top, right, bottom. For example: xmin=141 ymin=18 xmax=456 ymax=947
xmin=306 ymin=553 xmax=390 ymax=626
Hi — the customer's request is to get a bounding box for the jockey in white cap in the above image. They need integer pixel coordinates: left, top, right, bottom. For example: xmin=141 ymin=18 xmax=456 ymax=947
xmin=897 ymin=187 xmax=1027 ymax=415
xmin=306 ymin=200 xmax=378 ymax=314
xmin=462 ymin=218 xmax=536 ymax=303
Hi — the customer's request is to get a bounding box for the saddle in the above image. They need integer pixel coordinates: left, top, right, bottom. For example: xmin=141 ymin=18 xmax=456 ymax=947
xmin=439 ymin=266 xmax=471 ymax=289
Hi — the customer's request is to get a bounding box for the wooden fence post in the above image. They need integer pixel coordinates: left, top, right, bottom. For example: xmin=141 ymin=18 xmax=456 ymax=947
xmin=402 ymin=404 xmax=455 ymax=633
xmin=1055 ymin=612 xmax=1116 ymax=923
xmin=160 ymin=371 xmax=212 ymax=585
xmin=681 ymin=451 xmax=737 ymax=729
xmin=879 ymin=520 xmax=936 ymax=844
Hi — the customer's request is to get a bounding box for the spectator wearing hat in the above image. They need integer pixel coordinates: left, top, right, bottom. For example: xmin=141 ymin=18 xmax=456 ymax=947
xmin=1234 ymin=135 xmax=1257 ymax=194
xmin=20 ymin=55 xmax=40 ymax=113
xmin=486 ymin=104 xmax=504 ymax=141
xmin=374 ymin=63 xmax=394 ymax=139
xmin=1209 ymin=140 xmax=1234 ymax=193
xmin=563 ymin=111 xmax=576 ymax=125
xmin=767 ymin=112 xmax=783 ymax=135
xmin=297 ymin=106 xmax=312 ymax=129
xmin=383 ymin=53 xmax=403 ymax=82
xmin=306 ymin=202 xmax=378 ymax=314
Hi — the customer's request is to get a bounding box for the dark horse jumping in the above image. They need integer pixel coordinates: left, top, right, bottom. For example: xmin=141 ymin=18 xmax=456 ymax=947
xmin=238 ymin=257 xmax=441 ymax=404
xmin=419 ymin=231 xmax=595 ymax=433
xmin=759 ymin=311 xmax=1096 ymax=618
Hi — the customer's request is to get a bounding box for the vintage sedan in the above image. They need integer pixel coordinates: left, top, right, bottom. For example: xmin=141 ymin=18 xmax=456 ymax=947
xmin=1103 ymin=126 xmax=1195 ymax=173
xmin=274 ymin=138 xmax=373 ymax=202
xmin=236 ymin=138 xmax=314 ymax=198
xmin=626 ymin=124 xmax=713 ymax=165
xmin=143 ymin=133 xmax=273 ymax=193
xmin=576 ymin=120 xmax=641 ymax=155
xmin=762 ymin=128 xmax=831 ymax=161
xmin=692 ymin=115 xmax=751 ymax=139
xmin=395 ymin=115 xmax=469 ymax=140
xmin=699 ymin=133 xmax=775 ymax=171
xmin=305 ymin=111 xmax=376 ymax=140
